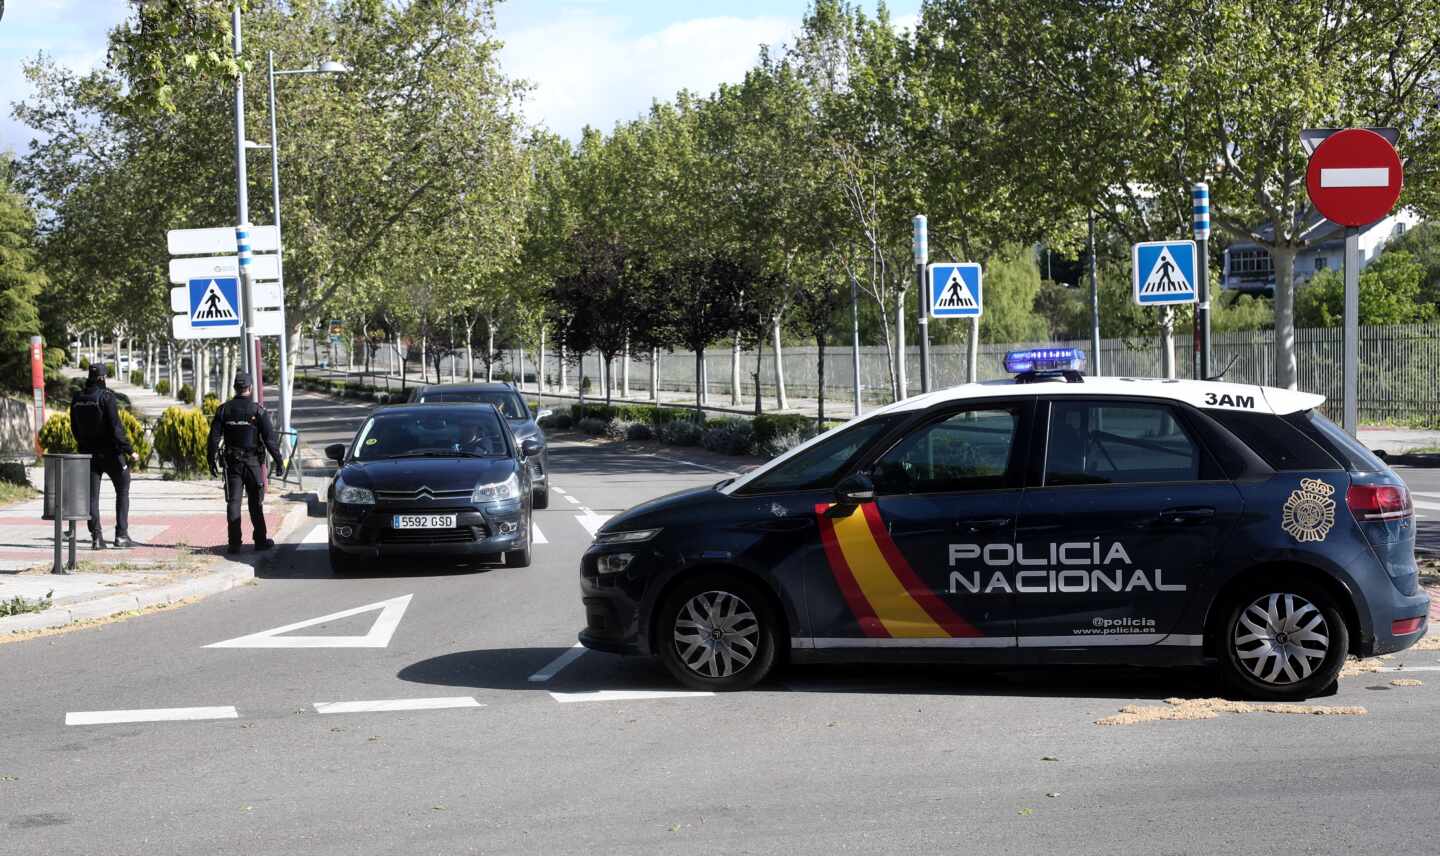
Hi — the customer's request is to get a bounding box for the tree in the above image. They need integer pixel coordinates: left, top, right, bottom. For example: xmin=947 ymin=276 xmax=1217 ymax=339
xmin=1296 ymin=252 xmax=1438 ymax=327
xmin=655 ymin=255 xmax=748 ymax=415
xmin=0 ymin=157 xmax=49 ymax=391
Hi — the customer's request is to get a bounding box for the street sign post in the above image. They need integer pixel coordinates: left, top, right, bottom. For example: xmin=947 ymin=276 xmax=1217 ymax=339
xmin=1303 ymin=128 xmax=1404 ymax=436
xmin=1132 ymin=240 xmax=1197 ymax=380
xmin=928 ymin=263 xmax=983 ymax=319
xmin=30 ymin=336 xmax=44 ymax=454
xmin=913 ymin=215 xmax=931 ymax=391
xmin=1192 ymin=184 xmax=1212 ymax=379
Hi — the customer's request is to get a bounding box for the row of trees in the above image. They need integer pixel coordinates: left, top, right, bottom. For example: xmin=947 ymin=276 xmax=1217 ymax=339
xmin=8 ymin=0 xmax=1440 ymax=407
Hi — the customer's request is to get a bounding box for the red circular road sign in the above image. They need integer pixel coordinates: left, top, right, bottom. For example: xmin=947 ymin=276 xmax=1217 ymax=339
xmin=1305 ymin=128 xmax=1403 ymax=227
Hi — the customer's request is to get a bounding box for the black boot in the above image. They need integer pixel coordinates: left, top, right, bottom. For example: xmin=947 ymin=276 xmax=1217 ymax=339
xmin=91 ymin=534 xmax=107 ymax=550
xmin=112 ymin=535 xmax=134 ymax=549
xmin=225 ymin=542 xmax=242 ymax=555
xmin=254 ymin=538 xmax=275 ymax=551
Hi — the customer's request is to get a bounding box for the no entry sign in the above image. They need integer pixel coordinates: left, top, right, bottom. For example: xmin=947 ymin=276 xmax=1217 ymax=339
xmin=1304 ymin=128 xmax=1403 ymax=227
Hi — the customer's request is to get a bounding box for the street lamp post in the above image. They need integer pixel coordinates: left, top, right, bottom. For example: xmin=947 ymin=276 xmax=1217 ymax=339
xmin=253 ymin=51 xmax=348 ymax=445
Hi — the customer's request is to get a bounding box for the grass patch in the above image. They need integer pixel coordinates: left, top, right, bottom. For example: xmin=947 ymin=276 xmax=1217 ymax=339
xmin=0 ymin=592 xmax=53 ymax=617
xmin=0 ymin=482 xmax=38 ymax=508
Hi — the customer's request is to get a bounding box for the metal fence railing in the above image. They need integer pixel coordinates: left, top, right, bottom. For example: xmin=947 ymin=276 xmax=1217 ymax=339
xmin=298 ymin=323 xmax=1440 ymax=426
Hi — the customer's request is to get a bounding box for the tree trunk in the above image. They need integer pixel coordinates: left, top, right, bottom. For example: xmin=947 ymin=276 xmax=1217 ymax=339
xmin=817 ymin=334 xmax=827 ymax=428
xmin=650 ymin=348 xmax=659 ymax=401
xmin=622 ymin=338 xmax=630 ymax=399
xmin=486 ymin=323 xmax=496 ymax=382
xmin=539 ymin=327 xmax=546 ymax=394
xmin=895 ymin=288 xmax=907 ymax=400
xmin=604 ymin=355 xmax=613 ymax=405
xmin=559 ymin=343 xmax=567 ymax=391
xmin=700 ymin=352 xmax=709 ymax=405
xmin=771 ymin=316 xmax=788 ymax=410
xmin=1272 ymin=245 xmax=1299 ymax=389
xmin=694 ymin=348 xmax=704 ymax=415
xmin=753 ymin=331 xmax=764 ymax=416
xmin=730 ymin=334 xmax=742 ymax=406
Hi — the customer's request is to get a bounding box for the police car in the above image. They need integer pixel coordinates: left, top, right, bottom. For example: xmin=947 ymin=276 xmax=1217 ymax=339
xmin=578 ymin=349 xmax=1427 ymax=700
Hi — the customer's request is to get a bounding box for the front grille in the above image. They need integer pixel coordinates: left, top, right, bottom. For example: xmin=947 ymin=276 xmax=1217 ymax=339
xmin=375 ymin=486 xmax=472 ymax=502
xmin=380 ymin=525 xmax=485 ymax=544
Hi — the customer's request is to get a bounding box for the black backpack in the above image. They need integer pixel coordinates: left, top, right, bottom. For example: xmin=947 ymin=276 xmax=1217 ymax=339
xmin=70 ymin=390 xmax=108 ymax=451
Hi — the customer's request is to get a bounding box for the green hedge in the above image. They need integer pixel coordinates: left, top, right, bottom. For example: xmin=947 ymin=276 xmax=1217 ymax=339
xmin=153 ymin=406 xmax=210 ymax=474
xmin=38 ymin=413 xmax=76 ymax=453
xmin=155 ymin=379 xmax=171 ymax=396
xmin=178 ymin=383 xmax=195 ymax=404
xmin=202 ymin=393 xmax=221 ymax=419
xmin=79 ymin=356 xmax=90 ymax=370
xmin=129 ymin=370 xmax=144 ymax=386
xmin=753 ymin=414 xmax=814 ymax=447
xmin=119 ymin=410 xmax=152 ymax=470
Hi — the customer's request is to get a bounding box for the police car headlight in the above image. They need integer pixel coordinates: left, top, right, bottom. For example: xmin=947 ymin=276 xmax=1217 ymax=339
xmin=335 ymin=479 xmax=374 ymax=505
xmin=594 ymin=528 xmax=661 ymax=545
xmin=472 ymin=473 xmax=521 ymax=504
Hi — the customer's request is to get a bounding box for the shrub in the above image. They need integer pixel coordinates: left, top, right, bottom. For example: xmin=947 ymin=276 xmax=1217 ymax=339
xmin=571 ymin=403 xmax=617 ymax=422
xmin=753 ymin=413 xmax=814 ymax=448
xmin=202 ymin=393 xmax=221 ymax=419
xmin=625 ymin=422 xmax=654 ymax=441
xmin=119 ymin=410 xmax=152 ymax=470
xmin=658 ymin=419 xmax=702 ymax=447
xmin=79 ymin=356 xmax=89 ymax=370
xmin=702 ymin=419 xmax=755 ymax=456
xmin=38 ymin=413 xmax=76 ymax=453
xmin=541 ymin=412 xmax=573 ymax=430
xmin=577 ymin=416 xmax=611 ymax=436
xmin=155 ymin=378 xmax=171 ymax=396
xmin=605 ymin=419 xmax=635 ymax=440
xmin=759 ymin=428 xmax=815 ymax=459
xmin=178 ymin=383 xmax=195 ymax=404
xmin=129 ymin=370 xmax=144 ymax=386
xmin=652 ymin=407 xmax=704 ymax=426
xmin=105 ymin=363 xmax=115 ymax=378
xmin=153 ymin=406 xmax=210 ymax=474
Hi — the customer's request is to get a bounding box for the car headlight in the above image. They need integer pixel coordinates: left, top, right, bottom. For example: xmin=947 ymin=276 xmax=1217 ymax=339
xmin=594 ymin=528 xmax=661 ymax=545
xmin=472 ymin=472 xmax=521 ymax=504
xmin=335 ymin=479 xmax=374 ymax=505
xmin=596 ymin=553 xmax=635 ymax=575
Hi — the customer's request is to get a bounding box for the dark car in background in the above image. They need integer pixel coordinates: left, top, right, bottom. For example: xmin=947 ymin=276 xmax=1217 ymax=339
xmin=413 ymin=383 xmax=552 ymax=509
xmin=324 ymin=404 xmax=540 ymax=573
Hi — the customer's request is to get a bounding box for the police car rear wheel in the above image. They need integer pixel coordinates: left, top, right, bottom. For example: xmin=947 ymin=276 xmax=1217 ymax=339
xmin=657 ymin=576 xmax=777 ymax=691
xmin=1218 ymin=583 xmax=1347 ymax=701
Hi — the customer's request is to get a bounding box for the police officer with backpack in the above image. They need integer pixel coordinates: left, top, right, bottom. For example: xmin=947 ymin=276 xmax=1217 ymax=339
xmin=207 ymin=372 xmax=286 ymax=553
xmin=71 ymin=363 xmax=137 ymax=549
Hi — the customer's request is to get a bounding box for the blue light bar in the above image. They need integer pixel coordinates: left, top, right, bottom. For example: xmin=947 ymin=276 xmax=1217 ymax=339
xmin=1004 ymin=347 xmax=1086 ymax=375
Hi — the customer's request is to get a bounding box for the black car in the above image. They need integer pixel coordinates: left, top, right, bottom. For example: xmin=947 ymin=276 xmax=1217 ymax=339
xmin=578 ymin=350 xmax=1429 ymax=700
xmin=325 ymin=404 xmax=541 ymax=573
xmin=413 ymin=383 xmax=552 ymax=509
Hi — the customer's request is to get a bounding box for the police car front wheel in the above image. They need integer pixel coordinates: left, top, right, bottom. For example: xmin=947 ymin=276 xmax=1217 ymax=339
xmin=657 ymin=575 xmax=778 ymax=691
xmin=1217 ymin=582 xmax=1348 ymax=701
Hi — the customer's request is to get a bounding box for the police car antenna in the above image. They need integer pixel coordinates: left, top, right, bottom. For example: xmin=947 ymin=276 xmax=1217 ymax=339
xmin=1204 ymin=353 xmax=1240 ymax=382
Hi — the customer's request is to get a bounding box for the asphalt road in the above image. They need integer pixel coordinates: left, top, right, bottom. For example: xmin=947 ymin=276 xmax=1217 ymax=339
xmin=2 ymin=392 xmax=1439 ymax=855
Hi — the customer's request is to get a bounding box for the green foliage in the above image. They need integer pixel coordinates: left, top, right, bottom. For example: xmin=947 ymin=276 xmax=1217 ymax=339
xmin=752 ymin=413 xmax=814 ymax=447
xmin=79 ymin=356 xmax=89 ymax=370
xmin=1211 ymin=293 xmax=1273 ymax=332
xmin=0 ymin=159 xmax=47 ymax=394
xmin=118 ymin=409 xmax=151 ymax=470
xmin=1296 ymin=253 xmax=1439 ymax=327
xmin=38 ymin=412 xmax=76 ymax=453
xmin=1 ymin=592 xmax=53 ymax=617
xmin=177 ymin=383 xmax=194 ymax=404
xmin=201 ymin=392 xmax=220 ymax=419
xmin=976 ymin=246 xmax=1049 ymax=345
xmin=154 ymin=378 xmax=170 ymax=396
xmin=129 ymin=369 xmax=144 ymax=386
xmin=105 ymin=363 xmax=115 ymax=378
xmin=152 ymin=406 xmax=209 ymax=474
xmin=1387 ymin=223 xmax=1440 ymax=306
xmin=657 ymin=419 xmax=702 ymax=447
xmin=702 ymin=421 xmax=755 ymax=456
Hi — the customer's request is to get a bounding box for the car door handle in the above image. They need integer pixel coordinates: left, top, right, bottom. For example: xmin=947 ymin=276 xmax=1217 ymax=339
xmin=1150 ymin=506 xmax=1215 ymax=526
xmin=959 ymin=517 xmax=1012 ymax=533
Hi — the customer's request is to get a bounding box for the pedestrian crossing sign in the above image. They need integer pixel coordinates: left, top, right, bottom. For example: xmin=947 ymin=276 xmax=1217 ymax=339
xmin=928 ymin=262 xmax=983 ymax=318
xmin=189 ymin=277 xmax=241 ymax=327
xmin=1132 ymin=240 xmax=1197 ymax=306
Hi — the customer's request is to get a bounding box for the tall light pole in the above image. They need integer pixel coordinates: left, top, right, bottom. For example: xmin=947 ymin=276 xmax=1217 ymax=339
xmin=231 ymin=3 xmax=254 ymax=382
xmin=252 ymin=51 xmax=348 ymax=444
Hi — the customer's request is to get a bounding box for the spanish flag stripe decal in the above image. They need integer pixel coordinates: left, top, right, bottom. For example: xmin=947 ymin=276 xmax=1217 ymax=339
xmin=815 ymin=504 xmax=889 ymax=637
xmin=826 ymin=504 xmax=947 ymax=638
xmin=859 ymin=503 xmax=983 ymax=638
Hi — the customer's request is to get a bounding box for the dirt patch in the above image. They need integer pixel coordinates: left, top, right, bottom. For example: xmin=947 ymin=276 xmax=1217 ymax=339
xmin=1410 ymin=635 xmax=1440 ymax=652
xmin=1096 ymin=697 xmax=1367 ymax=726
xmin=0 ymin=596 xmax=202 ymax=645
xmin=1340 ymin=655 xmax=1391 ymax=676
xmin=1390 ymin=678 xmax=1423 ymax=687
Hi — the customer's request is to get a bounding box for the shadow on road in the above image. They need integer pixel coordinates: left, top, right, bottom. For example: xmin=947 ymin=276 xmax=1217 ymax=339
xmin=396 ymin=645 xmax=1219 ymax=701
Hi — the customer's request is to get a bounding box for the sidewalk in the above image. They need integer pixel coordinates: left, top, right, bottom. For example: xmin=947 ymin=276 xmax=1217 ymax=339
xmin=0 ymin=465 xmax=302 ymax=637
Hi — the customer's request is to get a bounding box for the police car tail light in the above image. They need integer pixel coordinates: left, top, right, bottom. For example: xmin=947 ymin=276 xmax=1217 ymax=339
xmin=1345 ymin=483 xmax=1411 ymax=522
xmin=1391 ymin=617 xmax=1425 ymax=636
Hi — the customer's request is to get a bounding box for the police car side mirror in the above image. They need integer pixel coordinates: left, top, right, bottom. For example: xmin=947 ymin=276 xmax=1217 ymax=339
xmin=325 ymin=443 xmax=346 ymax=464
xmin=520 ymin=438 xmax=543 ymax=458
xmin=536 ymin=409 xmax=553 ymax=420
xmin=835 ymin=472 xmax=876 ymax=505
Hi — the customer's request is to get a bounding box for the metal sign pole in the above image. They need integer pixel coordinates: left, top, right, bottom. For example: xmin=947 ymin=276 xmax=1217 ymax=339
xmin=1193 ymin=183 xmax=1212 ymax=379
xmin=1088 ymin=212 xmax=1101 ymax=376
xmin=913 ymin=215 xmax=930 ymax=393
xmin=231 ymin=3 xmax=254 ymax=381
xmin=850 ymin=271 xmax=862 ymax=417
xmin=1343 ymin=226 xmax=1360 ymax=435
xmin=267 ymin=50 xmax=293 ymax=444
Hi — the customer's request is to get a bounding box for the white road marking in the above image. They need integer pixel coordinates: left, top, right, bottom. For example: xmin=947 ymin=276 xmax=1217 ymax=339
xmin=1414 ymin=492 xmax=1440 ymax=500
xmin=532 ymin=523 xmax=548 ymax=545
xmin=564 ymin=494 xmax=580 ymax=504
xmin=575 ymin=513 xmax=612 ymax=537
xmin=1378 ymin=666 xmax=1440 ymax=673
xmin=553 ymin=487 xmax=568 ymax=496
xmin=529 ymin=644 xmax=587 ymax=682
xmin=204 ymin=594 xmax=413 ymax=649
xmin=67 ymin=706 xmax=239 ymax=726
xmin=1320 ymin=167 xmax=1389 ymax=188
xmin=1412 ymin=500 xmax=1440 ymax=513
xmin=301 ymin=525 xmax=328 ymax=544
xmin=312 ymin=697 xmax=482 ymax=714
xmin=549 ymin=689 xmax=714 ymax=704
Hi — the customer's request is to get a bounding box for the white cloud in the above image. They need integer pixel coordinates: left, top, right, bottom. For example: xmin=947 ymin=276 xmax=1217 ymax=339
xmin=500 ymin=11 xmax=795 ymax=139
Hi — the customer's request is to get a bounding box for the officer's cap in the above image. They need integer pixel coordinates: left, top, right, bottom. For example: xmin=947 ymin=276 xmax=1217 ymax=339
xmin=87 ymin=364 xmax=106 ymax=383
xmin=233 ymin=372 xmax=253 ymax=391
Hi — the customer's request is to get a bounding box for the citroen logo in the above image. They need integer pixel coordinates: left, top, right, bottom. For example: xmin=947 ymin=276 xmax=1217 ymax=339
xmin=415 ymin=486 xmax=434 ymax=501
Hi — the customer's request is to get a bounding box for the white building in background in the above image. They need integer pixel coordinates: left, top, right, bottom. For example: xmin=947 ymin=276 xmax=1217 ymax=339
xmin=1222 ymin=209 xmax=1422 ymax=294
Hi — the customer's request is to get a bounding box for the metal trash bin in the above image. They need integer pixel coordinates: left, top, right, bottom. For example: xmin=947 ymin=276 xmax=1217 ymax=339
xmin=42 ymin=452 xmax=91 ymax=573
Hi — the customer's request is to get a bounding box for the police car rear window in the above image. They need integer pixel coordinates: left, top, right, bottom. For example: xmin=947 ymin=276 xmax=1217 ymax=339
xmin=1206 ymin=409 xmax=1341 ymax=471
xmin=1284 ymin=410 xmax=1387 ymax=473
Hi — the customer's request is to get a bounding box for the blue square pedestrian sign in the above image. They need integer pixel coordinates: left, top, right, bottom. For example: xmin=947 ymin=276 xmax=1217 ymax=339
xmin=928 ymin=263 xmax=983 ymax=318
xmin=1132 ymin=240 xmax=1197 ymax=306
xmin=189 ymin=277 xmax=241 ymax=327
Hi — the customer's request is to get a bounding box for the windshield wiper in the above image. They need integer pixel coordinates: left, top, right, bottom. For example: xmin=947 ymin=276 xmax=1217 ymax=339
xmin=386 ymin=450 xmax=491 ymax=459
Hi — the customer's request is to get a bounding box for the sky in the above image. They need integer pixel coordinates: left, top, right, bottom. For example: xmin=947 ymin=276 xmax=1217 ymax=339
xmin=0 ymin=0 xmax=920 ymax=155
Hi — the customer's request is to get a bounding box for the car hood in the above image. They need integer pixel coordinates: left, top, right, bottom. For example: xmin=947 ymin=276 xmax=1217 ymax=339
xmin=599 ymin=484 xmax=720 ymax=534
xmin=338 ymin=457 xmax=515 ymax=492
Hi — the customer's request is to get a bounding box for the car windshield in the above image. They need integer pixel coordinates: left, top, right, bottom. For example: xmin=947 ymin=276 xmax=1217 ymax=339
xmin=420 ymin=389 xmax=528 ymax=419
xmin=351 ymin=410 xmax=511 ymax=460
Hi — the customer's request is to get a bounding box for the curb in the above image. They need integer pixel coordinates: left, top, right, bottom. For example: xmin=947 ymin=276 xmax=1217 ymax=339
xmin=0 ymin=559 xmax=254 ymax=636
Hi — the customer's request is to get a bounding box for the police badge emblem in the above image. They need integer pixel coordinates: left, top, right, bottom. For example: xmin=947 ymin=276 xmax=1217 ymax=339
xmin=1281 ymin=478 xmax=1336 ymax=542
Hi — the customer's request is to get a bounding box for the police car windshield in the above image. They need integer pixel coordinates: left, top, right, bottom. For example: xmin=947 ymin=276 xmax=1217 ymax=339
xmin=737 ymin=415 xmax=902 ymax=494
xmin=351 ymin=411 xmax=511 ymax=460
xmin=420 ymin=390 xmax=528 ymax=419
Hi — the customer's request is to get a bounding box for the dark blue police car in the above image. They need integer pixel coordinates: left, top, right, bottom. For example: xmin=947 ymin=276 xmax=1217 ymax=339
xmin=578 ymin=349 xmax=1427 ymax=700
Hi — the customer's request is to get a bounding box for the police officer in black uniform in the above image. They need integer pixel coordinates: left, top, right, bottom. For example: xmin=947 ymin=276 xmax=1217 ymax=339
xmin=207 ymin=372 xmax=285 ymax=553
xmin=71 ymin=363 xmax=137 ymax=549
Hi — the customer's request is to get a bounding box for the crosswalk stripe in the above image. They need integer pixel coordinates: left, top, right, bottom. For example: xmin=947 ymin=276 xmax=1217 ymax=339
xmin=549 ymin=689 xmax=713 ymax=704
xmin=575 ymin=513 xmax=611 ymax=537
xmin=67 ymin=706 xmax=239 ymax=726
xmin=312 ymin=697 xmax=482 ymax=714
xmin=1413 ymin=500 xmax=1440 ymax=513
xmin=532 ymin=524 xmax=547 ymax=545
xmin=528 ymin=644 xmax=586 ymax=682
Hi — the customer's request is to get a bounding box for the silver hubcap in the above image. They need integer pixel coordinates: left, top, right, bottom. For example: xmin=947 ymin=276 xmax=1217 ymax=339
xmin=673 ymin=590 xmax=760 ymax=679
xmin=1233 ymin=593 xmax=1331 ymax=685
